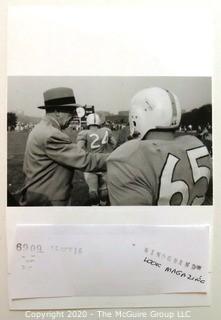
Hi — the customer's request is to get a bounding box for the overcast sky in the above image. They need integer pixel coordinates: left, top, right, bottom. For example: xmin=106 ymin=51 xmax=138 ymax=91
xmin=8 ymin=76 xmax=211 ymax=117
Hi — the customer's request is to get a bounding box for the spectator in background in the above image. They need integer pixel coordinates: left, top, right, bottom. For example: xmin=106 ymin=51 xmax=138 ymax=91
xmin=115 ymin=123 xmax=130 ymax=148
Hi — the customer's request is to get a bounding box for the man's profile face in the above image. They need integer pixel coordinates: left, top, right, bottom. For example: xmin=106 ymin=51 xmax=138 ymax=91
xmin=57 ymin=111 xmax=75 ymax=129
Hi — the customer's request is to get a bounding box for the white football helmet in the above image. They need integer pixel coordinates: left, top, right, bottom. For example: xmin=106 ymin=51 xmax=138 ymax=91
xmin=87 ymin=113 xmax=101 ymax=127
xmin=129 ymin=87 xmax=181 ymax=139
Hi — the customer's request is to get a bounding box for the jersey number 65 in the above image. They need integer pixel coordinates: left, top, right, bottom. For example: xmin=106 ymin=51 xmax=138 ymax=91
xmin=157 ymin=146 xmax=211 ymax=205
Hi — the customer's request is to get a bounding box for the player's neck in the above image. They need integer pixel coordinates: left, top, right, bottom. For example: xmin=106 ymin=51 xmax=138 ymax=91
xmin=89 ymin=126 xmax=99 ymax=130
xmin=143 ymin=130 xmax=175 ymax=141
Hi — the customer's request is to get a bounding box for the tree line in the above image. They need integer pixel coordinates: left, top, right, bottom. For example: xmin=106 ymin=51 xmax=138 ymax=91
xmin=180 ymin=104 xmax=212 ymax=129
xmin=7 ymin=104 xmax=212 ymax=131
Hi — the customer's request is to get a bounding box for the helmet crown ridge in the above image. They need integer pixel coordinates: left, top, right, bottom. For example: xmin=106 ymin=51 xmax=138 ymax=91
xmin=129 ymin=87 xmax=181 ymax=138
xmin=87 ymin=113 xmax=101 ymax=127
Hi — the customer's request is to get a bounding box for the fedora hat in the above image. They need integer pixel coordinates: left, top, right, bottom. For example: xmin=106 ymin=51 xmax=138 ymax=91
xmin=38 ymin=87 xmax=82 ymax=110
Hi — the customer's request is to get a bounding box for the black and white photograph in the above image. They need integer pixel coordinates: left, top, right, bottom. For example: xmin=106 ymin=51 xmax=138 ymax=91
xmin=3 ymin=0 xmax=220 ymax=315
xmin=7 ymin=76 xmax=212 ymax=207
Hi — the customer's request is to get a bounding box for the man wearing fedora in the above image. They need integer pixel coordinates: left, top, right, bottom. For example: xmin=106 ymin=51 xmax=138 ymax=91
xmin=19 ymin=87 xmax=108 ymax=206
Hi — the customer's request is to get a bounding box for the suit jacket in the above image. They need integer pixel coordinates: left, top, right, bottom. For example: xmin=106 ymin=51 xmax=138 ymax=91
xmin=20 ymin=116 xmax=107 ymax=206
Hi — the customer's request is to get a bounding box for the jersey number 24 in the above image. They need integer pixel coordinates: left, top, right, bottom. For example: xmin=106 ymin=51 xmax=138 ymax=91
xmin=90 ymin=131 xmax=109 ymax=149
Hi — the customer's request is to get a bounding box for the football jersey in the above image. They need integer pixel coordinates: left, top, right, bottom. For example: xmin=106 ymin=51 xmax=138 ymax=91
xmin=107 ymin=134 xmax=212 ymax=206
xmin=77 ymin=127 xmax=116 ymax=153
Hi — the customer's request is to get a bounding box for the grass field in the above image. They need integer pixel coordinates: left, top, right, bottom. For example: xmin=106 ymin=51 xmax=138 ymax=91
xmin=7 ymin=129 xmax=121 ymax=206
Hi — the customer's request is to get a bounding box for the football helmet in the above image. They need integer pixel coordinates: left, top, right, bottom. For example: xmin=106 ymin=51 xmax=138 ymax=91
xmin=87 ymin=113 xmax=101 ymax=127
xmin=129 ymin=87 xmax=181 ymax=139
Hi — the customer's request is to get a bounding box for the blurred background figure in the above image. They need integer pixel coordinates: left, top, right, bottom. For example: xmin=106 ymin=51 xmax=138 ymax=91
xmin=77 ymin=113 xmax=116 ymax=205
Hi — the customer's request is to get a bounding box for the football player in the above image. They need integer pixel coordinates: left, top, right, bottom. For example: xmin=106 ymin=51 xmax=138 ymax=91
xmin=77 ymin=113 xmax=116 ymax=205
xmin=107 ymin=87 xmax=212 ymax=205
